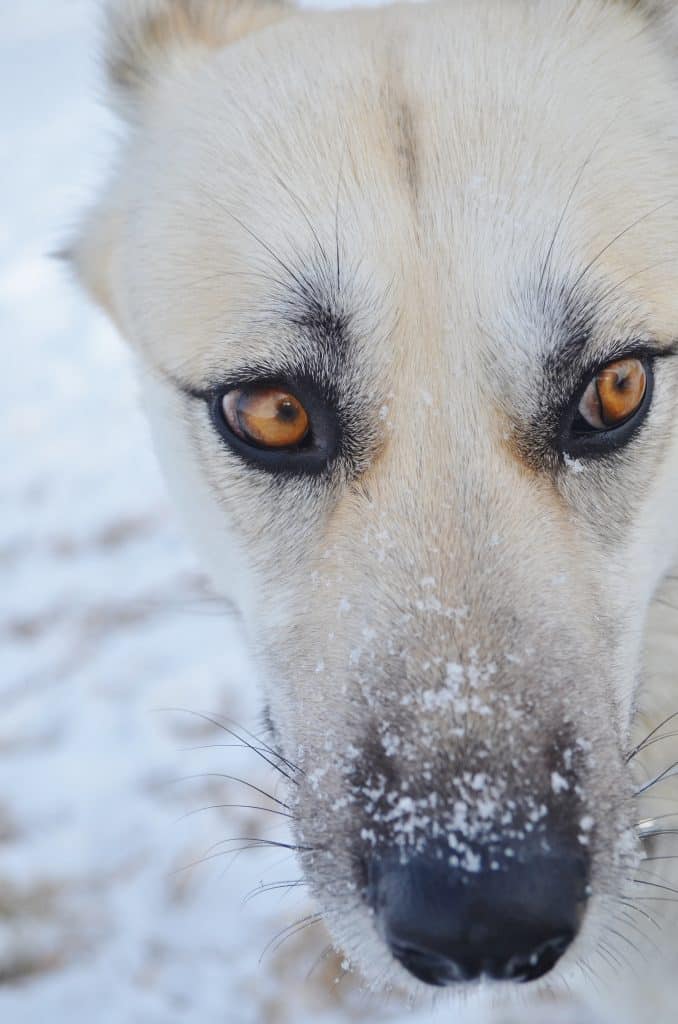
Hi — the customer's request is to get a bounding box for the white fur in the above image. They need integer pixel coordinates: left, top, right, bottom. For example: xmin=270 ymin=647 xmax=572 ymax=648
xmin=73 ymin=1 xmax=678 ymax=1019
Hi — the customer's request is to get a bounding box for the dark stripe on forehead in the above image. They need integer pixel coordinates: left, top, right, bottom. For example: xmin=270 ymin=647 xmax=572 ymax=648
xmin=393 ymin=97 xmax=419 ymax=199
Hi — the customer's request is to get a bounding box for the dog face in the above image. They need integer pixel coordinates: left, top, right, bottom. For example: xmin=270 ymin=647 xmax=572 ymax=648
xmin=74 ymin=0 xmax=678 ymax=997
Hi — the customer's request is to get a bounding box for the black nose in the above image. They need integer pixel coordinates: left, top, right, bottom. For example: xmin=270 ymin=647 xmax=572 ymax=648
xmin=367 ymin=847 xmax=588 ymax=986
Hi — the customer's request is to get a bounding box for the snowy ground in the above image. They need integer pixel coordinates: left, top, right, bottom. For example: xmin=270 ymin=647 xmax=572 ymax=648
xmin=2 ymin=3 xmax=676 ymax=1024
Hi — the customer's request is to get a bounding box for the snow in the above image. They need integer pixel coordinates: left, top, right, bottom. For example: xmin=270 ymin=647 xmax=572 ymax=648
xmin=0 ymin=4 xmax=604 ymax=1022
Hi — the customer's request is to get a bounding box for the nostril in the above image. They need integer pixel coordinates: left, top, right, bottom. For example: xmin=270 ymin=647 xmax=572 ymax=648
xmin=389 ymin=941 xmax=471 ymax=986
xmin=502 ymin=932 xmax=575 ymax=983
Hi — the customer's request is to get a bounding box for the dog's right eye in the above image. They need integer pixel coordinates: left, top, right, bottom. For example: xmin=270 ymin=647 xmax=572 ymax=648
xmin=222 ymin=387 xmax=310 ymax=449
xmin=209 ymin=380 xmax=340 ymax=475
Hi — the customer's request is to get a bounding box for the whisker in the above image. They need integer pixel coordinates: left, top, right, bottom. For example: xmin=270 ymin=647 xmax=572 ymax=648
xmin=159 ymin=707 xmax=301 ymax=776
xmin=258 ymin=912 xmax=324 ymax=963
xmin=171 ymin=773 xmax=290 ymax=809
xmin=537 ymin=120 xmax=615 ymax=299
xmin=636 ymin=828 xmax=678 ymax=840
xmin=173 ymin=843 xmax=289 ymax=875
xmin=271 ymin=170 xmax=330 ymax=272
xmin=334 ymin=142 xmax=348 ymax=294
xmin=634 ymin=759 xmax=678 ymax=796
xmin=597 ymin=941 xmax=625 ymax=973
xmin=175 ymin=802 xmax=292 ymax=823
xmin=242 ymin=879 xmax=306 ymax=906
xmin=631 ymin=878 xmax=678 ymax=897
xmin=634 ymin=733 xmax=678 ymax=757
xmin=201 ymin=187 xmax=320 ymax=307
xmin=605 ymin=925 xmax=647 ymax=960
xmin=575 ymin=956 xmax=604 ymax=994
xmin=633 ymin=865 xmax=678 ymax=888
xmin=622 ymin=896 xmax=678 ymax=904
xmin=306 ymin=941 xmax=335 ymax=982
xmin=570 ymin=198 xmax=675 ymax=296
xmin=596 ymin=257 xmax=678 ymax=308
xmin=205 ymin=835 xmax=312 ymax=856
xmin=616 ymin=899 xmax=661 ymax=929
xmin=610 ymin=913 xmax=660 ymax=954
xmin=179 ymin=742 xmax=290 ymax=759
xmin=627 ymin=710 xmax=678 ymax=762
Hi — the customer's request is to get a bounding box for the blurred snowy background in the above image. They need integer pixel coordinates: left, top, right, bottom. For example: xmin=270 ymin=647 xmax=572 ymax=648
xmin=2 ymin=3 xmax=670 ymax=1023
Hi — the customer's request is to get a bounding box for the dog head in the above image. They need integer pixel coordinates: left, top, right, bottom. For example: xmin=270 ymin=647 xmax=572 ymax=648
xmin=73 ymin=0 xmax=678 ymax=997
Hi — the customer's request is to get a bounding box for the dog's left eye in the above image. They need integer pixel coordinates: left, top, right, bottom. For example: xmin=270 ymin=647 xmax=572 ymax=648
xmin=562 ymin=356 xmax=653 ymax=457
xmin=577 ymin=358 xmax=647 ymax=430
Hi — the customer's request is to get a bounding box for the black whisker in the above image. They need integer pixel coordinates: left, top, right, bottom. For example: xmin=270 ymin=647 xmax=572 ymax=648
xmin=205 ymin=835 xmax=312 ymax=856
xmin=242 ymin=879 xmax=306 ymax=906
xmin=630 ymin=733 xmax=678 ymax=757
xmin=271 ymin=171 xmax=330 ymax=273
xmin=570 ymin=198 xmax=675 ymax=296
xmin=158 ymin=706 xmax=301 ymax=778
xmin=259 ymin=913 xmax=324 ymax=963
xmin=175 ymin=802 xmax=292 ymax=823
xmin=200 ymin=186 xmax=320 ymax=307
xmin=610 ymin=912 xmax=660 ymax=954
xmin=605 ymin=926 xmax=646 ymax=960
xmin=616 ymin=899 xmax=661 ymax=929
xmin=634 ymin=759 xmax=678 ymax=796
xmin=172 ymin=773 xmax=290 ymax=809
xmin=627 ymin=710 xmax=678 ymax=762
xmin=173 ymin=843 xmax=286 ymax=875
xmin=537 ymin=126 xmax=609 ymax=301
xmin=334 ymin=142 xmax=348 ymax=294
xmin=632 ymin=878 xmax=678 ymax=897
xmin=597 ymin=941 xmax=624 ymax=973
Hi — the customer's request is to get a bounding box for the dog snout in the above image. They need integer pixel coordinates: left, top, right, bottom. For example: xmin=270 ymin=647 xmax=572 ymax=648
xmin=366 ymin=844 xmax=589 ymax=986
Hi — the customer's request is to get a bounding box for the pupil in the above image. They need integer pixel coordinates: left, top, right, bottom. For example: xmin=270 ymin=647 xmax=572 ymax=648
xmin=277 ymin=400 xmax=297 ymax=422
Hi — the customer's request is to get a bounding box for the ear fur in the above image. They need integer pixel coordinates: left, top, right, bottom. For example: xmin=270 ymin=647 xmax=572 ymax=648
xmin=71 ymin=0 xmax=291 ymax=320
xmin=104 ymin=0 xmax=291 ymax=119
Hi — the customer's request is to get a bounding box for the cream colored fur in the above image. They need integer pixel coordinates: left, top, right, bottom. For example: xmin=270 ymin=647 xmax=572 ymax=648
xmin=73 ymin=1 xmax=678 ymax=1020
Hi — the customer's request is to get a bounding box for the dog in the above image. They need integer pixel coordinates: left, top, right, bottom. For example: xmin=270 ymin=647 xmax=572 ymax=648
xmin=71 ymin=0 xmax=678 ymax=1019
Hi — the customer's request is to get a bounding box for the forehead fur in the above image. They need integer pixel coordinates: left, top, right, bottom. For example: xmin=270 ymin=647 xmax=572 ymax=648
xmin=82 ymin=0 xmax=678 ymax=385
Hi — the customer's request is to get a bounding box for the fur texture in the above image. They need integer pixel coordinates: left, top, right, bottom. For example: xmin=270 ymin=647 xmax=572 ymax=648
xmin=73 ymin=1 xmax=678 ymax=1019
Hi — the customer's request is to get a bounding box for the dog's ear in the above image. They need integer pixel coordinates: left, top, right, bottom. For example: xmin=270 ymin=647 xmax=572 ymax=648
xmin=70 ymin=0 xmax=291 ymax=327
xmin=105 ymin=0 xmax=291 ymax=120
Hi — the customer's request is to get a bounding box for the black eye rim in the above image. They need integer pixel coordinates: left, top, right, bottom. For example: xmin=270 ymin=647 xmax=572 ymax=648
xmin=559 ymin=355 xmax=655 ymax=459
xmin=208 ymin=377 xmax=342 ymax=475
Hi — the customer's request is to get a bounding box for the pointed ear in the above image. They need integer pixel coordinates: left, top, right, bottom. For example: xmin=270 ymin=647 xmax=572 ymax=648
xmin=105 ymin=0 xmax=291 ymax=121
xmin=70 ymin=0 xmax=291 ymax=323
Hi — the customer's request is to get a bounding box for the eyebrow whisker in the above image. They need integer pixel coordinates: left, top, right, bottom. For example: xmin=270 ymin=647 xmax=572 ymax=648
xmin=570 ymin=198 xmax=675 ymax=298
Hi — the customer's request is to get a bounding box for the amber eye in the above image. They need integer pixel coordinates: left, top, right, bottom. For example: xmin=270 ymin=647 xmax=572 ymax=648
xmin=577 ymin=358 xmax=647 ymax=430
xmin=222 ymin=386 xmax=310 ymax=449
